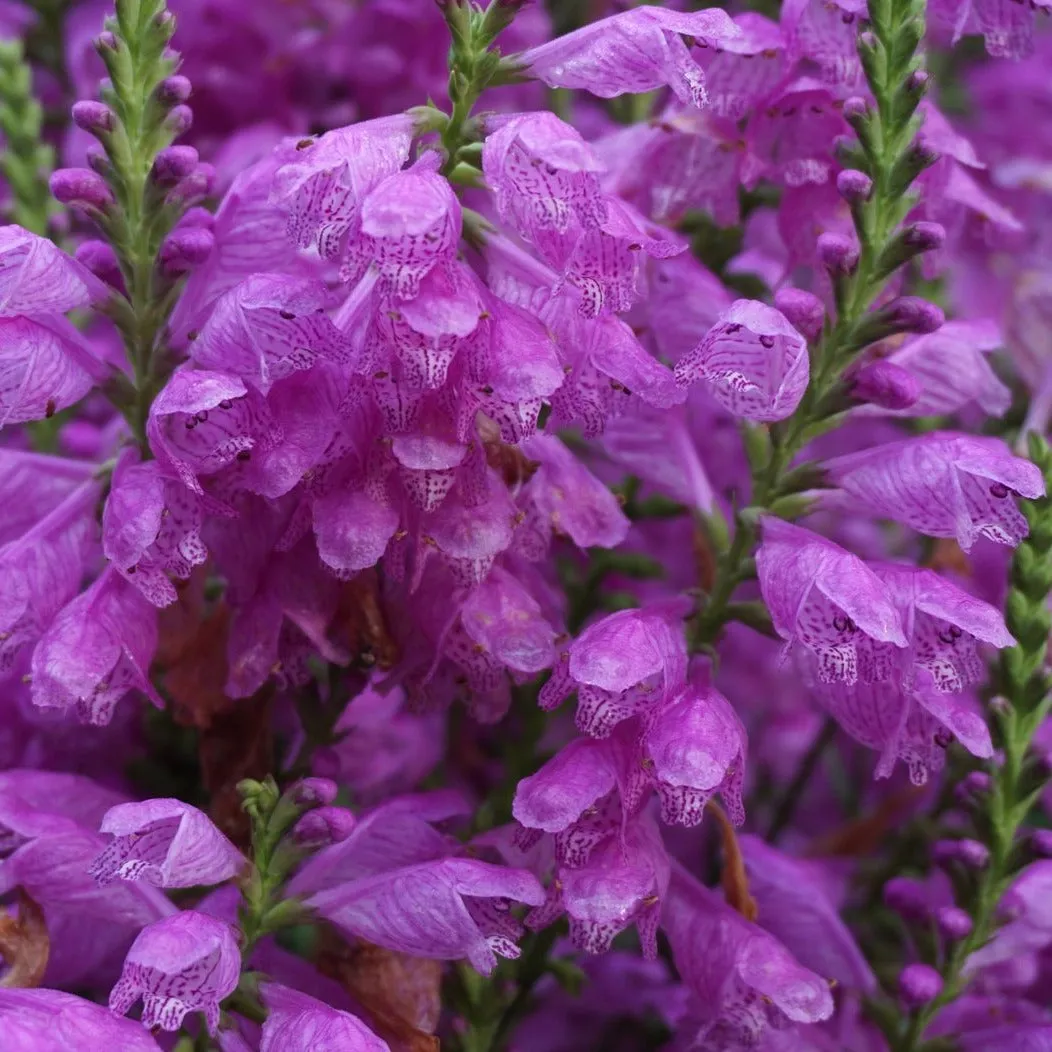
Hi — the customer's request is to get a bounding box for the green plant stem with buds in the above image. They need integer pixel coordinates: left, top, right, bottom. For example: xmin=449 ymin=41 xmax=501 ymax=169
xmin=91 ymin=0 xmax=189 ymax=445
xmin=0 ymin=39 xmax=57 ymax=236
xmin=888 ymin=436 xmax=1052 ymax=1051
xmin=691 ymin=0 xmax=934 ymax=652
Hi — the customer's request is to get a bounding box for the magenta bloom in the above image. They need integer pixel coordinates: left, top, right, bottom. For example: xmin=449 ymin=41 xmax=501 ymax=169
xmin=0 ymin=225 xmax=109 ymax=315
xmin=30 ymin=568 xmax=163 ymax=725
xmin=0 ymin=988 xmax=164 ymax=1051
xmin=308 ymin=857 xmax=545 ymax=975
xmin=540 ymin=602 xmax=689 ymax=737
xmin=674 ymin=300 xmax=810 ymax=422
xmin=519 ymin=6 xmax=741 ymax=107
xmin=260 ymin=984 xmax=390 ymax=1052
xmin=109 ymin=911 xmax=241 ymax=1033
xmin=757 ymin=518 xmax=907 ymax=685
xmin=90 ymin=799 xmax=244 ymax=888
xmin=826 ymin=432 xmax=1046 ymax=549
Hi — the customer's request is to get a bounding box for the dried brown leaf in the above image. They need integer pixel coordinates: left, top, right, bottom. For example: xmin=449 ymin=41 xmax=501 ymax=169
xmin=165 ymin=604 xmax=233 ymax=731
xmin=805 ymin=783 xmax=925 ymax=858
xmin=0 ymin=889 xmax=49 ymax=987
xmin=333 ymin=571 xmax=398 ymax=671
xmin=709 ymin=801 xmax=758 ymax=922
xmin=318 ymin=930 xmax=441 ymax=1052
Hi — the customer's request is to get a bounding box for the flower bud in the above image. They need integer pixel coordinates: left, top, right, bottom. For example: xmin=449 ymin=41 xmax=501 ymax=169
xmin=774 ymin=287 xmax=825 ymax=341
xmin=94 ymin=31 xmax=117 ymax=54
xmin=899 ymin=964 xmax=943 ymax=1007
xmin=151 ymin=145 xmax=199 ymax=186
xmin=1030 ymin=829 xmax=1052 ymax=858
xmin=179 ymin=206 xmax=215 ymax=230
xmin=850 ymin=360 xmax=920 ymax=410
xmin=72 ymin=100 xmax=115 ymax=135
xmin=156 ymin=75 xmax=192 ymax=106
xmin=50 ymin=167 xmax=113 ymax=210
xmin=884 ymin=296 xmax=944 ymax=334
xmin=883 ymin=877 xmax=930 ymax=922
xmin=165 ymin=104 xmax=193 ymax=136
xmin=291 ymin=807 xmax=357 ymax=848
xmin=935 ymin=906 xmax=973 ymax=941
xmin=843 ymin=96 xmax=868 ymax=121
xmin=74 ymin=239 xmax=121 ymax=284
xmin=903 ymin=222 xmax=946 ymax=253
xmin=159 ymin=227 xmax=214 ymax=274
xmin=954 ymin=770 xmax=992 ymax=804
xmin=906 ymin=70 xmax=930 ymax=96
xmin=817 ymin=232 xmax=859 ymax=275
xmin=289 ymin=777 xmax=338 ymax=807
xmin=933 ymin=838 xmax=989 ymax=870
xmin=836 ymin=168 xmax=873 ymax=203
xmin=86 ymin=144 xmax=112 ymax=176
xmin=168 ymin=163 xmax=215 ymax=204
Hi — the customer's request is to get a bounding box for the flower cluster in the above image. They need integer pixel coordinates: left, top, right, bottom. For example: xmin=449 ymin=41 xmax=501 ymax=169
xmin=0 ymin=0 xmax=1051 ymax=1049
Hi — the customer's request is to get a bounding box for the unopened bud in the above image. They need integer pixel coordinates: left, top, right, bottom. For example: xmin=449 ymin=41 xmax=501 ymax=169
xmin=899 ymin=964 xmax=943 ymax=1007
xmin=1030 ymin=829 xmax=1052 ymax=858
xmin=885 ymin=296 xmax=944 ymax=334
xmin=74 ymin=239 xmax=121 ymax=284
xmin=179 ymin=206 xmax=215 ymax=230
xmin=906 ymin=70 xmax=930 ymax=96
xmin=72 ymin=100 xmax=115 ymax=135
xmin=94 ymin=31 xmax=117 ymax=54
xmin=289 ymin=777 xmax=338 ymax=807
xmin=843 ymin=96 xmax=868 ymax=121
xmin=159 ymin=227 xmax=214 ymax=274
xmin=86 ymin=144 xmax=112 ymax=176
xmin=933 ymin=838 xmax=989 ymax=870
xmin=817 ymin=232 xmax=860 ymax=275
xmin=291 ymin=807 xmax=357 ymax=848
xmin=884 ymin=877 xmax=930 ymax=922
xmin=935 ymin=906 xmax=973 ymax=941
xmin=850 ymin=360 xmax=920 ymax=410
xmin=954 ymin=771 xmax=992 ymax=804
xmin=169 ymin=163 xmax=215 ymax=204
xmin=165 ymin=104 xmax=193 ymax=136
xmin=774 ymin=287 xmax=825 ymax=341
xmin=836 ymin=168 xmax=873 ymax=203
xmin=156 ymin=75 xmax=192 ymax=106
xmin=903 ymin=222 xmax=946 ymax=253
xmin=50 ymin=167 xmax=113 ymax=210
xmin=151 ymin=145 xmax=199 ymax=186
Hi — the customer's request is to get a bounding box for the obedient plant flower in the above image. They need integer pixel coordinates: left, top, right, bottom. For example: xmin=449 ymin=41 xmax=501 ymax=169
xmin=756 ymin=518 xmax=907 ymax=684
xmin=89 ymin=798 xmax=244 ymax=888
xmin=308 ymin=857 xmax=545 ymax=975
xmin=30 ymin=567 xmax=162 ymax=725
xmin=664 ymin=867 xmax=835 ymax=1047
xmin=674 ymin=299 xmax=810 ymax=421
xmin=260 ymin=984 xmax=391 ymax=1052
xmin=109 ymin=911 xmax=241 ymax=1033
xmin=540 ymin=601 xmax=689 ymax=737
xmin=0 ymin=988 xmax=164 ymax=1051
xmin=0 ymin=225 xmax=109 ymax=315
xmin=826 ymin=432 xmax=1046 ymax=549
xmin=519 ymin=6 xmax=741 ymax=107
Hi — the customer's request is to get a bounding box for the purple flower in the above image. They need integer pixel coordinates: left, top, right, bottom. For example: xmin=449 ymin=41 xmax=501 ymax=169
xmin=272 ymin=115 xmax=415 ymax=261
xmin=0 ymin=988 xmax=164 ymax=1051
xmin=663 ymin=867 xmax=835 ymax=1047
xmin=109 ymin=911 xmax=241 ymax=1034
xmin=147 ymin=367 xmax=281 ymax=493
xmin=102 ymin=451 xmax=210 ymax=608
xmin=519 ymin=6 xmax=741 ymax=108
xmin=756 ymin=518 xmax=907 ymax=685
xmin=0 ymin=476 xmax=98 ymax=674
xmin=641 ymin=683 xmax=747 ymax=827
xmin=825 ymin=432 xmax=1045 ymax=550
xmin=966 ymin=861 xmax=1052 ymax=974
xmin=0 ymin=316 xmax=106 ymax=427
xmin=89 ymin=798 xmax=244 ymax=888
xmin=740 ymin=836 xmax=877 ymax=991
xmin=674 ymin=299 xmax=810 ymax=422
xmin=308 ymin=857 xmax=545 ymax=975
xmin=540 ymin=601 xmax=689 ymax=737
xmin=0 ymin=225 xmax=109 ymax=315
xmin=694 ymin=13 xmax=787 ymax=120
xmin=30 ymin=567 xmax=162 ymax=725
xmin=260 ymin=984 xmax=390 ymax=1052
xmin=783 ymin=0 xmax=866 ymax=85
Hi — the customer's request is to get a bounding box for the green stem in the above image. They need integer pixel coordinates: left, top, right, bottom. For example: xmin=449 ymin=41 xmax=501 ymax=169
xmin=765 ymin=717 xmax=839 ymax=842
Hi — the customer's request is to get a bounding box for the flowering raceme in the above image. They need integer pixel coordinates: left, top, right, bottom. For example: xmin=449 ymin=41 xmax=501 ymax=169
xmin=0 ymin=0 xmax=1050 ymax=1049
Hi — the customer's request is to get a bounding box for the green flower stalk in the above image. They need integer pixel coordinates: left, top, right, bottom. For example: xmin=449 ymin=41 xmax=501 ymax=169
xmin=887 ymin=433 xmax=1052 ymax=1052
xmin=0 ymin=39 xmax=57 ymax=236
xmin=690 ymin=0 xmax=937 ymax=651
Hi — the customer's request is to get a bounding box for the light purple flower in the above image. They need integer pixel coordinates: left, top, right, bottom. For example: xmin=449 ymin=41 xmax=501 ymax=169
xmin=89 ymin=798 xmax=244 ymax=888
xmin=308 ymin=857 xmax=545 ymax=975
xmin=756 ymin=518 xmax=907 ymax=685
xmin=260 ymin=984 xmax=390 ymax=1052
xmin=102 ymin=451 xmax=209 ymax=608
xmin=965 ymin=861 xmax=1052 ymax=974
xmin=30 ymin=567 xmax=163 ymax=725
xmin=0 ymin=988 xmax=164 ymax=1051
xmin=674 ymin=300 xmax=810 ymax=422
xmin=783 ymin=0 xmax=866 ymax=85
xmin=825 ymin=432 xmax=1046 ymax=550
xmin=641 ymin=683 xmax=747 ymax=827
xmin=0 ymin=225 xmax=109 ymax=315
xmin=519 ymin=6 xmax=741 ymax=107
xmin=664 ymin=866 xmax=835 ymax=1047
xmin=109 ymin=911 xmax=241 ymax=1034
xmin=189 ymin=274 xmax=352 ymax=393
xmin=540 ymin=601 xmax=689 ymax=737
xmin=0 ymin=316 xmax=105 ymax=427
